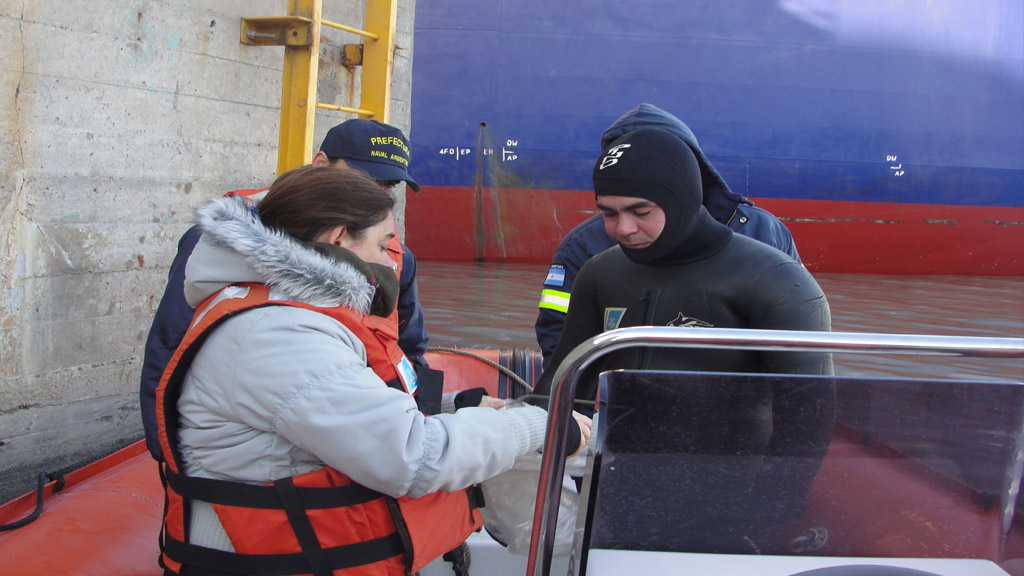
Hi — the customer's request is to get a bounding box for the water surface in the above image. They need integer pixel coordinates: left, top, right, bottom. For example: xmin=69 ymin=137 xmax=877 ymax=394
xmin=416 ymin=261 xmax=1024 ymax=382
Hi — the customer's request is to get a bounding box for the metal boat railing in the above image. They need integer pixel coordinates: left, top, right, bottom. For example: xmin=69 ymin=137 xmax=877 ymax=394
xmin=525 ymin=327 xmax=1024 ymax=576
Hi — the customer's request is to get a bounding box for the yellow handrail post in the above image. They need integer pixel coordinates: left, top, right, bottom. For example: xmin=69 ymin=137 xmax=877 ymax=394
xmin=277 ymin=0 xmax=323 ymax=175
xmin=360 ymin=0 xmax=397 ymax=122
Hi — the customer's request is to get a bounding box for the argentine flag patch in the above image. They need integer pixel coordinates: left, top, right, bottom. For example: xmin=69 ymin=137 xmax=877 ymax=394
xmin=545 ymin=265 xmax=566 ymax=287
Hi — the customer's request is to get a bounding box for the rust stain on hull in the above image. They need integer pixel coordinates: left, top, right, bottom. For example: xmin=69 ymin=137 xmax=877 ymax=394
xmin=473 ymin=124 xmax=488 ymax=261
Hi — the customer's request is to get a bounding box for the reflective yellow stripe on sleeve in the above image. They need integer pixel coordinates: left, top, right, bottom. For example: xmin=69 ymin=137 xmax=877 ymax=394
xmin=538 ymin=289 xmax=571 ymax=313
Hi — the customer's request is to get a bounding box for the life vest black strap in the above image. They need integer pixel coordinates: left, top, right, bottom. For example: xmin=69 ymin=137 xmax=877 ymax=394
xmin=414 ymin=365 xmax=445 ymax=415
xmin=383 ymin=496 xmax=416 ymax=575
xmin=442 ymin=542 xmax=472 ymax=576
xmin=384 ymin=376 xmax=406 ymax=393
xmin=466 ymin=484 xmax=486 ymax=519
xmin=163 ymin=533 xmax=404 ymax=576
xmin=158 ymin=463 xmax=170 ymax=569
xmin=273 ymin=477 xmax=332 ymax=576
xmin=165 ymin=469 xmax=383 ymax=509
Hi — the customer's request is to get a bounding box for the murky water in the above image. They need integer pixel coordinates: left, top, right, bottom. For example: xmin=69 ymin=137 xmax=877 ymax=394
xmin=416 ymin=261 xmax=1024 ymax=382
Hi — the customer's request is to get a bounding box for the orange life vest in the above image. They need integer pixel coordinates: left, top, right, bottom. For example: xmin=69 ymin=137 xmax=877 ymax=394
xmin=385 ymin=230 xmax=406 ymax=341
xmin=386 ymin=231 xmax=405 ymax=280
xmin=156 ymin=283 xmax=482 ymax=576
xmin=224 ymin=187 xmax=269 ymax=199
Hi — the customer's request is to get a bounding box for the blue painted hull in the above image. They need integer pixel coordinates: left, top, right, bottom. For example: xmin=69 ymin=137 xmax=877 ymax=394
xmin=406 ymin=1 xmax=1024 ymax=274
xmin=410 ymin=0 xmax=1022 ymax=206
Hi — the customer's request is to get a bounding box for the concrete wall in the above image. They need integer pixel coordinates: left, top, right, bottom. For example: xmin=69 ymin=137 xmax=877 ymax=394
xmin=0 ymin=0 xmax=416 ymax=502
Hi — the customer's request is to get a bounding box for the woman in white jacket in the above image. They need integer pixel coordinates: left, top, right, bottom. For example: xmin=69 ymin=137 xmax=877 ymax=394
xmin=157 ymin=165 xmax=590 ymax=576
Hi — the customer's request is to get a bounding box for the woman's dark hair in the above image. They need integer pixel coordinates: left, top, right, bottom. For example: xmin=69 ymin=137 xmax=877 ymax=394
xmin=256 ymin=165 xmax=394 ymax=242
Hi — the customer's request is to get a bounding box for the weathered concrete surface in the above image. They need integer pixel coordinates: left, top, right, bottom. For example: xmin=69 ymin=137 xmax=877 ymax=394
xmin=0 ymin=0 xmax=416 ymax=502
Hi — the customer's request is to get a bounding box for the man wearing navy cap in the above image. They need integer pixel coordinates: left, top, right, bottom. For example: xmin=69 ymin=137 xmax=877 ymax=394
xmin=139 ymin=119 xmax=430 ymax=462
xmin=311 ymin=120 xmax=428 ymax=368
xmin=311 ymin=119 xmax=420 ymax=193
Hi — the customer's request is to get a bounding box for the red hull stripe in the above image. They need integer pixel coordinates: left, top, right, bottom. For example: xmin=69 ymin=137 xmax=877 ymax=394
xmin=407 ymin=186 xmax=1024 ymax=276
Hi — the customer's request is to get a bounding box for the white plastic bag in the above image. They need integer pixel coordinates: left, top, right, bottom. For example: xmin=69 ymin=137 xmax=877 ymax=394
xmin=478 ymin=450 xmax=586 ymax=556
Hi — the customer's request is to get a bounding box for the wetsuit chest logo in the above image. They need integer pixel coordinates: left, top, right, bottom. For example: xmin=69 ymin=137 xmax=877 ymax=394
xmin=667 ymin=312 xmax=713 ymax=328
xmin=604 ymin=307 xmax=626 ymax=331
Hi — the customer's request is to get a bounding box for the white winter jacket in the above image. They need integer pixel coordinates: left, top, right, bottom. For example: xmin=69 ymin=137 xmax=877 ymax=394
xmin=176 ymin=196 xmax=548 ymax=549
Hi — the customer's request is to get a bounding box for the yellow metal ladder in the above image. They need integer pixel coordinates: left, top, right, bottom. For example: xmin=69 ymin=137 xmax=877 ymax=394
xmin=240 ymin=0 xmax=399 ymax=175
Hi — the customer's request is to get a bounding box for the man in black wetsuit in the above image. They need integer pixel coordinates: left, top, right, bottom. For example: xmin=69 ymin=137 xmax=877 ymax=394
xmin=535 ymin=127 xmax=835 ymax=555
xmin=534 ymin=103 xmax=801 ymax=367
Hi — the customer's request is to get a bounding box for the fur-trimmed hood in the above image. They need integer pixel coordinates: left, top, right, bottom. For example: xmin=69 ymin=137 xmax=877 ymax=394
xmin=183 ymin=195 xmax=374 ymax=313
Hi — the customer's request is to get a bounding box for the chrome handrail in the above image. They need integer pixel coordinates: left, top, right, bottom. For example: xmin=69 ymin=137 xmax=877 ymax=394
xmin=525 ymin=327 xmax=1024 ymax=576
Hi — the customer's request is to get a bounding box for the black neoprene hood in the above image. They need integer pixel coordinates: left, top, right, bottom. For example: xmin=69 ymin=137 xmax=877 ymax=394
xmin=592 ymin=128 xmax=731 ymax=265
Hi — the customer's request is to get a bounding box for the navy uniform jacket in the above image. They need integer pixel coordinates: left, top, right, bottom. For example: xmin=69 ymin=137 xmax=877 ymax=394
xmin=139 ymin=225 xmax=430 ymax=461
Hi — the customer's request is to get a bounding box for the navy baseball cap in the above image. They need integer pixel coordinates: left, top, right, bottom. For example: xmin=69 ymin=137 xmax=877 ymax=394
xmin=318 ymin=119 xmax=419 ymax=192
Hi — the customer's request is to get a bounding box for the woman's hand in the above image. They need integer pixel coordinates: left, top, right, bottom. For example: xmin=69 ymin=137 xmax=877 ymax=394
xmin=568 ymin=411 xmax=592 ymax=458
xmin=478 ymin=395 xmax=507 ymax=409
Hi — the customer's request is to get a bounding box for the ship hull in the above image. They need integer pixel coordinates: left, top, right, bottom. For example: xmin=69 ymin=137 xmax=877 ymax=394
xmin=408 ymin=187 xmax=1024 ymax=275
xmin=406 ymin=1 xmax=1024 ymax=275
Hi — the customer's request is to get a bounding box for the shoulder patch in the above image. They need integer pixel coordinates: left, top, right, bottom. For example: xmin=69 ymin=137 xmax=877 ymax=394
xmin=604 ymin=307 xmax=627 ymax=331
xmin=397 ymin=356 xmax=418 ymax=395
xmin=544 ymin=265 xmax=566 ymax=287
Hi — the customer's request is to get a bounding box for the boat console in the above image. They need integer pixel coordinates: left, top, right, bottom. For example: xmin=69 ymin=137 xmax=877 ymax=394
xmin=429 ymin=327 xmax=1024 ymax=576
